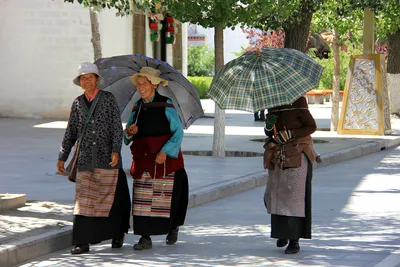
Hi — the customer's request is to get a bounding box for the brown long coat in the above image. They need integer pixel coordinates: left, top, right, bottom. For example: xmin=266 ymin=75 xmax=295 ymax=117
xmin=263 ymin=97 xmax=317 ymax=216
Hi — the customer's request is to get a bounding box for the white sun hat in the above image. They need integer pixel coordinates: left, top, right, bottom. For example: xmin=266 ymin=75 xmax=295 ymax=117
xmin=130 ymin=67 xmax=168 ymax=87
xmin=73 ymin=62 xmax=104 ymax=86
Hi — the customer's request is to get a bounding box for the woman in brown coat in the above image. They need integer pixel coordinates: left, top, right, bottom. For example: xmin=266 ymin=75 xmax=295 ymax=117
xmin=263 ymin=96 xmax=317 ymax=254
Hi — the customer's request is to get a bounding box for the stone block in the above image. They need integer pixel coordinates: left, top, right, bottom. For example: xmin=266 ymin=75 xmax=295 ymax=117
xmin=0 ymin=194 xmax=26 ymax=212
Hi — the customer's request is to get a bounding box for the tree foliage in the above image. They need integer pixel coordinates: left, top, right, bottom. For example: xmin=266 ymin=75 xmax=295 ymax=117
xmin=346 ymin=0 xmax=400 ymax=37
xmin=249 ymin=0 xmax=324 ymax=31
xmin=188 ymin=45 xmax=215 ymax=76
xmin=313 ymin=0 xmax=363 ymax=41
xmin=63 ymin=0 xmax=132 ymax=16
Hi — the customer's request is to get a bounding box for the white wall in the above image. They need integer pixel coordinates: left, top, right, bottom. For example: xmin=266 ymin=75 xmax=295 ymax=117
xmin=98 ymin=10 xmax=132 ymax=58
xmin=0 ymin=0 xmax=132 ymax=119
xmin=388 ymin=73 xmax=400 ymax=114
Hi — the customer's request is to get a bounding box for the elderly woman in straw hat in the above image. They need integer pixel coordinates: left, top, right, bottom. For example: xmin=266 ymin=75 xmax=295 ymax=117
xmin=57 ymin=62 xmax=131 ymax=255
xmin=124 ymin=67 xmax=189 ymax=250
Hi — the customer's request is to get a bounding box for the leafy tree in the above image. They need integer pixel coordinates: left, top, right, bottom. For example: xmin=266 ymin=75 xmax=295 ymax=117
xmin=251 ymin=0 xmax=325 ymax=52
xmin=136 ymin=0 xmax=279 ymax=157
xmin=373 ymin=0 xmax=400 ymax=74
xmin=188 ymin=45 xmax=215 ymax=76
xmin=312 ymin=0 xmax=363 ymax=131
xmin=64 ymin=0 xmax=132 ymax=16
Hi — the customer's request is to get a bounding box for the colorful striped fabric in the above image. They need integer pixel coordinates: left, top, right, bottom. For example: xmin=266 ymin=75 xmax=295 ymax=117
xmin=133 ymin=171 xmax=175 ymax=218
xmin=74 ymin=169 xmax=119 ymax=217
xmin=208 ymin=48 xmax=324 ymax=112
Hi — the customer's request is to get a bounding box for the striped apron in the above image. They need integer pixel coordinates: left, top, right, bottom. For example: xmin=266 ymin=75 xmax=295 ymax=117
xmin=132 ymin=164 xmax=174 ymax=218
xmin=74 ymin=168 xmax=119 ymax=217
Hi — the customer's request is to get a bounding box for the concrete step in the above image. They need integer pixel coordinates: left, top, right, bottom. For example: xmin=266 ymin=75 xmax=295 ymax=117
xmin=0 ymin=194 xmax=26 ymax=212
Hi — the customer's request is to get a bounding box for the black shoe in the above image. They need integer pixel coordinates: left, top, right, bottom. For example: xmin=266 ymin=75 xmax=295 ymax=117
xmin=111 ymin=235 xmax=124 ymax=248
xmin=71 ymin=244 xmax=90 ymax=255
xmin=276 ymin=239 xmax=288 ymax=248
xmin=284 ymin=240 xmax=300 ymax=254
xmin=133 ymin=236 xmax=152 ymax=250
xmin=166 ymin=227 xmax=179 ymax=245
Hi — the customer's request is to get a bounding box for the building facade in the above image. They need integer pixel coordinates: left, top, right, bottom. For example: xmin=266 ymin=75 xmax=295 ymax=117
xmin=0 ymin=0 xmax=187 ymax=119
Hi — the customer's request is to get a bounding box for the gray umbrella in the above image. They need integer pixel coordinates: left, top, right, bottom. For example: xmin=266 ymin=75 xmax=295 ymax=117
xmin=94 ymin=54 xmax=204 ymax=129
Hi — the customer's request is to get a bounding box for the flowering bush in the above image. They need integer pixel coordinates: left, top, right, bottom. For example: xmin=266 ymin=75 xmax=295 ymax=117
xmin=375 ymin=42 xmax=388 ymax=55
xmin=242 ymin=28 xmax=285 ymax=51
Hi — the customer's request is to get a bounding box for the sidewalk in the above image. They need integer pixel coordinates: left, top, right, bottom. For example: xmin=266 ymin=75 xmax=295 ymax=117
xmin=1 ymin=101 xmax=400 ymax=267
xmin=17 ymin=146 xmax=400 ymax=266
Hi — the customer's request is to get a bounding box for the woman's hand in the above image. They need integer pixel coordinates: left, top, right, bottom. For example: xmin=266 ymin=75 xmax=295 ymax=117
xmin=109 ymin=152 xmax=119 ymax=167
xmin=155 ymin=151 xmax=167 ymax=164
xmin=57 ymin=160 xmax=66 ymax=175
xmin=126 ymin=124 xmax=139 ymax=136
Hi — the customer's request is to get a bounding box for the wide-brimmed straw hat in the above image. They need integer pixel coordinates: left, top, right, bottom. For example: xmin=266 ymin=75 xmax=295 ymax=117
xmin=73 ymin=62 xmax=104 ymax=86
xmin=130 ymin=67 xmax=168 ymax=87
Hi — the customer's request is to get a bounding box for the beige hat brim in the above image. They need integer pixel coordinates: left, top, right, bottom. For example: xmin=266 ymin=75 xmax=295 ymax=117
xmin=130 ymin=73 xmax=168 ymax=87
xmin=73 ymin=73 xmax=104 ymax=86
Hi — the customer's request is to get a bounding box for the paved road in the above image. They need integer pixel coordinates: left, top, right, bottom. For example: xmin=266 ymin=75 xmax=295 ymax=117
xmin=19 ymin=146 xmax=400 ymax=267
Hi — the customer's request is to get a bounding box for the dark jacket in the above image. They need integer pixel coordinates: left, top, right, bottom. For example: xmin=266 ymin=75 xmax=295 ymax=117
xmin=264 ymin=97 xmax=316 ymax=170
xmin=265 ymin=97 xmax=317 ymax=139
xmin=58 ymin=91 xmax=123 ymax=171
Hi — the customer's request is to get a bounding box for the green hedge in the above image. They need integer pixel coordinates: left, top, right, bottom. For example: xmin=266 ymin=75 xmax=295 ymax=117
xmin=188 ymin=76 xmax=213 ymax=99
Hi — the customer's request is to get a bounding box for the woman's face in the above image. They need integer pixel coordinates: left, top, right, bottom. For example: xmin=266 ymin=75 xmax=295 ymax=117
xmin=79 ymin=73 xmax=97 ymax=91
xmin=136 ymin=76 xmax=157 ymax=101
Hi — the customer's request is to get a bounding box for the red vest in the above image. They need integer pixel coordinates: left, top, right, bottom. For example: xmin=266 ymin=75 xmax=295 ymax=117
xmin=130 ymin=134 xmax=184 ymax=179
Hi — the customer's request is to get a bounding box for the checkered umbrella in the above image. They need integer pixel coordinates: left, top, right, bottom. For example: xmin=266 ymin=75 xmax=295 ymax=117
xmin=207 ymin=48 xmax=324 ymax=112
xmin=94 ymin=54 xmax=203 ymax=129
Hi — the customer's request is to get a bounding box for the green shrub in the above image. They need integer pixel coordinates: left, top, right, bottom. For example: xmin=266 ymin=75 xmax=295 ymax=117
xmin=188 ymin=45 xmax=215 ymax=76
xmin=188 ymin=76 xmax=213 ymax=99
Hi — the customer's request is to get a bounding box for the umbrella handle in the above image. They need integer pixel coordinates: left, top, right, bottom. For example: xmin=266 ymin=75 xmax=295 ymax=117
xmin=273 ymin=124 xmax=277 ymax=136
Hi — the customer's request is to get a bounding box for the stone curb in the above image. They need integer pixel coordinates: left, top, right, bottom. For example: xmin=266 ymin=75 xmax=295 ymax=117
xmin=3 ymin=137 xmax=400 ymax=267
xmin=0 ymin=227 xmax=72 ymax=267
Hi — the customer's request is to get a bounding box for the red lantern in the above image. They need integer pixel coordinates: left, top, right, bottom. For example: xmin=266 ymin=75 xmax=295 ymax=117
xmin=167 ymin=26 xmax=175 ymax=33
xmin=166 ymin=16 xmax=174 ymax=23
xmin=149 ymin=22 xmax=158 ymax=30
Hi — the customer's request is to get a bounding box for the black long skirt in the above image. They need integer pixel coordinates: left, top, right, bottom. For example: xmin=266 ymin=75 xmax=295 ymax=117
xmin=133 ymin=168 xmax=189 ymax=236
xmin=72 ymin=168 xmax=131 ymax=245
xmin=270 ymin=158 xmax=312 ymax=240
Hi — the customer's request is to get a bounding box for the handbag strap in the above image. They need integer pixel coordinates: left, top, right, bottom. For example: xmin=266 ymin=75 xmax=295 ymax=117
xmin=78 ymin=90 xmax=102 ymax=143
xmin=154 ymin=163 xmax=167 ymax=199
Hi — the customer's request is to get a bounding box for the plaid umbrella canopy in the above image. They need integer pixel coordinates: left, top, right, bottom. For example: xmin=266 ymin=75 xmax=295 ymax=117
xmin=94 ymin=54 xmax=204 ymax=129
xmin=207 ymin=48 xmax=324 ymax=112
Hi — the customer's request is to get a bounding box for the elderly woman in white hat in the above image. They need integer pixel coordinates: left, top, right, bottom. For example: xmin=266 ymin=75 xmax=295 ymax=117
xmin=124 ymin=67 xmax=189 ymax=250
xmin=57 ymin=62 xmax=131 ymax=255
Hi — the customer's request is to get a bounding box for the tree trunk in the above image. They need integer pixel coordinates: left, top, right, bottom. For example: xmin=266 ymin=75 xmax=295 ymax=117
xmin=387 ymin=30 xmax=400 ymax=114
xmin=212 ymin=25 xmax=226 ymax=157
xmin=331 ymin=29 xmax=340 ymax=131
xmin=283 ymin=1 xmax=313 ymax=52
xmin=387 ymin=30 xmax=400 ymax=74
xmin=89 ymin=8 xmax=102 ymax=61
